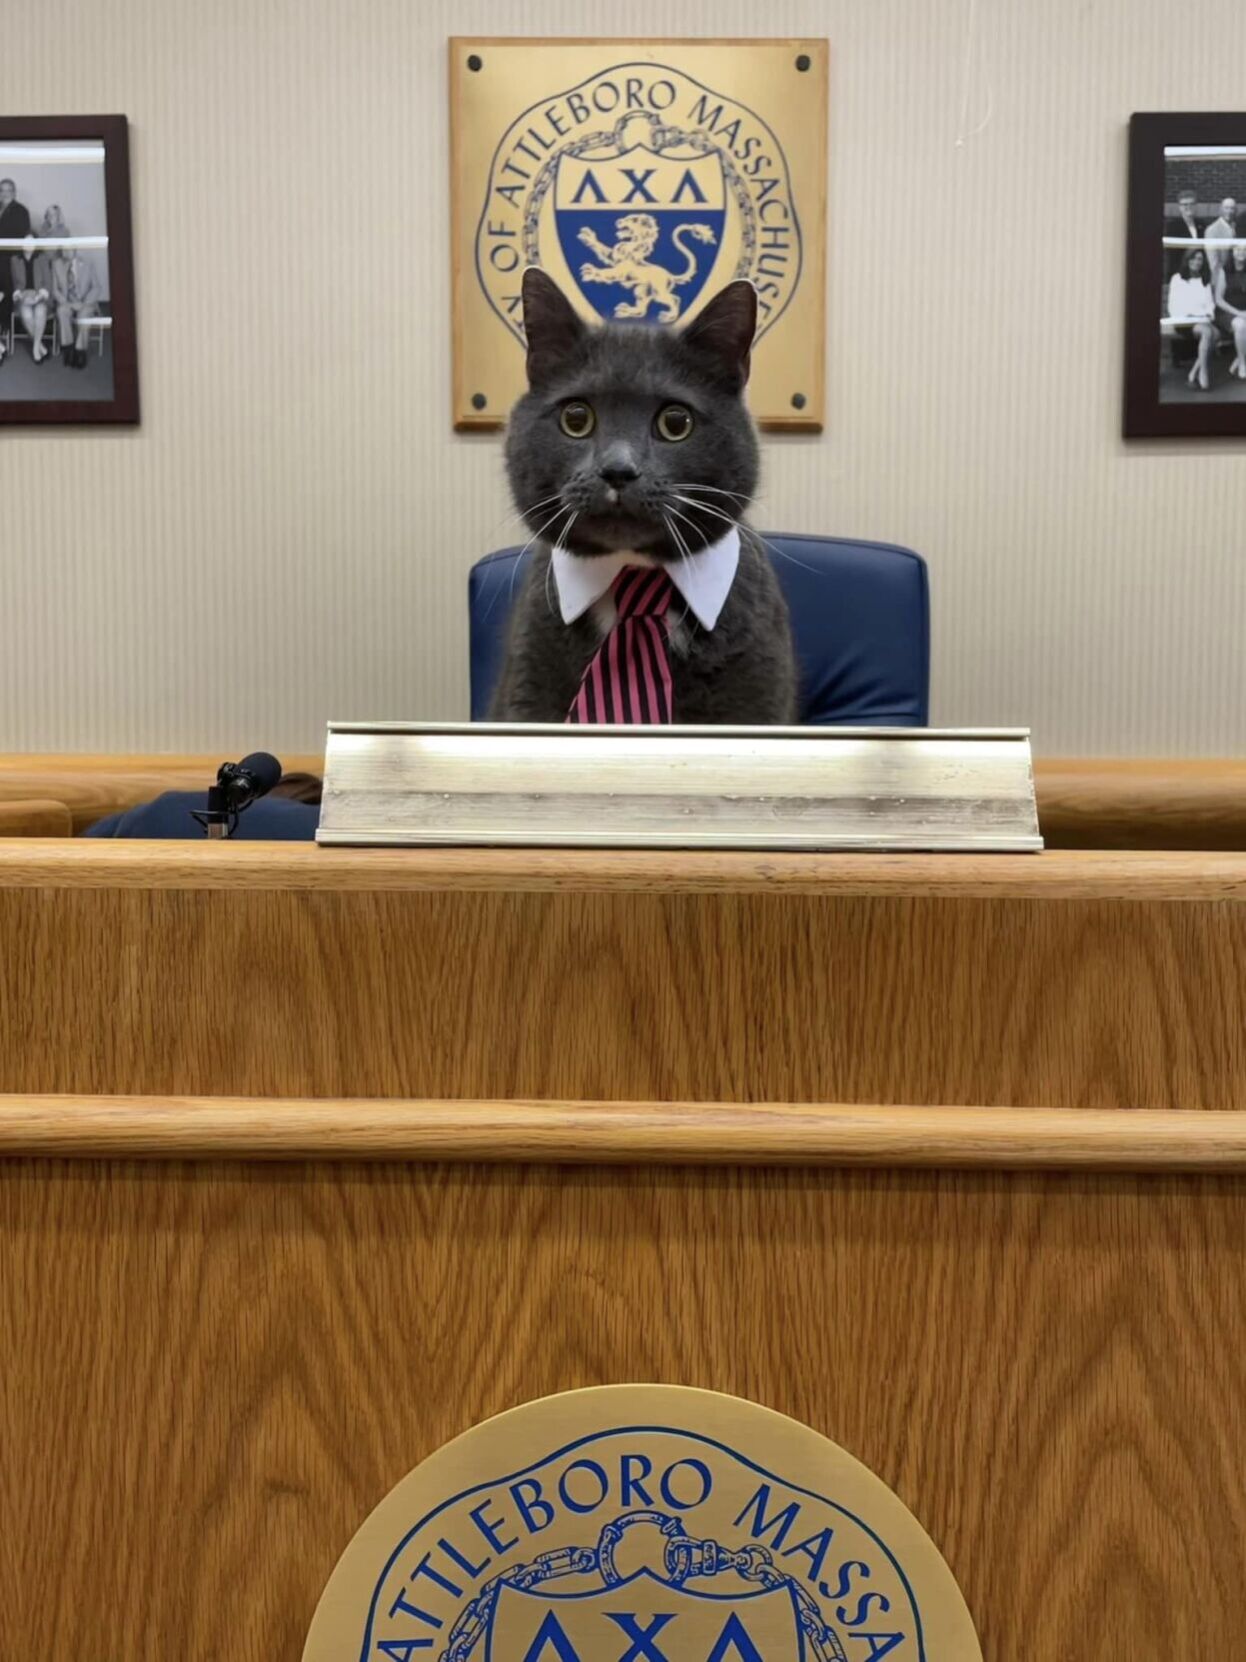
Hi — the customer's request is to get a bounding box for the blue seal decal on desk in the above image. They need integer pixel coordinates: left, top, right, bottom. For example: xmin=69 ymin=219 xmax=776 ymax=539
xmin=302 ymin=1386 xmax=981 ymax=1662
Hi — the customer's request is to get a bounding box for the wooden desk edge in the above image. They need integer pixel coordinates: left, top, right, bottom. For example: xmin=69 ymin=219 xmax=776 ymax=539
xmin=2 ymin=1098 xmax=1245 ymax=1170
xmin=2 ymin=841 xmax=1246 ymax=898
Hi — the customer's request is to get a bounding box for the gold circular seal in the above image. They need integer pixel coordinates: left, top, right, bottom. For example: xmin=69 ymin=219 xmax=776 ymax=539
xmin=304 ymin=1385 xmax=981 ymax=1662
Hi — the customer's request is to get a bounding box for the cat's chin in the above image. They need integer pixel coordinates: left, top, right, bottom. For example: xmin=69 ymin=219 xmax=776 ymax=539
xmin=564 ymin=514 xmax=668 ymax=559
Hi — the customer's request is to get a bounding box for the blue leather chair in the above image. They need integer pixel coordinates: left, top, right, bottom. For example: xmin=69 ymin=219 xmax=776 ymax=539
xmin=470 ymin=533 xmax=929 ymax=725
xmin=87 ymin=533 xmax=928 ymax=837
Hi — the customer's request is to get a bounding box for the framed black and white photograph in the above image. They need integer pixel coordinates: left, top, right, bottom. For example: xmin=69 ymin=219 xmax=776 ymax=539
xmin=1124 ymin=112 xmax=1246 ymax=438
xmin=0 ymin=115 xmax=138 ymax=426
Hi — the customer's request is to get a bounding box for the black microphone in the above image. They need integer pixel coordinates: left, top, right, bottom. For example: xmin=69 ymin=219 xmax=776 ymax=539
xmin=216 ymin=751 xmax=283 ymax=811
xmin=193 ymin=752 xmax=283 ymax=837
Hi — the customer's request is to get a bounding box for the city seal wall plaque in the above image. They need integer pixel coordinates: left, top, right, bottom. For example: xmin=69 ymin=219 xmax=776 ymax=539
xmin=450 ymin=39 xmax=828 ymax=430
xmin=303 ymin=1385 xmax=981 ymax=1662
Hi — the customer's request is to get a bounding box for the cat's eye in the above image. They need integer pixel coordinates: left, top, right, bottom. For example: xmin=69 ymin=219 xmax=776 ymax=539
xmin=655 ymin=403 xmax=694 ymax=442
xmin=559 ymin=401 xmax=595 ymax=438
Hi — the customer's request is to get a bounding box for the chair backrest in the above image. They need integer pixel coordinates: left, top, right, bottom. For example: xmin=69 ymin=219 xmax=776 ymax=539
xmin=469 ymin=533 xmax=930 ymax=725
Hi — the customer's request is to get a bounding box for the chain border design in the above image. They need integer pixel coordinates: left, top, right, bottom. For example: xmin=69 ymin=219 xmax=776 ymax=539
xmin=439 ymin=1508 xmax=848 ymax=1662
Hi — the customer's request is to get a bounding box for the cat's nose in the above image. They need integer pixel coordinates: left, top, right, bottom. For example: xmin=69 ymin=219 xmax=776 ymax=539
xmin=598 ymin=445 xmax=640 ymax=489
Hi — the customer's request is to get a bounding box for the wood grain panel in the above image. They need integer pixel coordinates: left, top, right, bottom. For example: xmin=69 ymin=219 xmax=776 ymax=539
xmin=1 ymin=1160 xmax=1243 ymax=1660
xmin=0 ymin=865 xmax=1242 ymax=1109
xmin=5 ymin=1095 xmax=1246 ymax=1169
xmin=1036 ymin=759 xmax=1246 ymax=850
xmin=0 ymin=799 xmax=73 ymax=837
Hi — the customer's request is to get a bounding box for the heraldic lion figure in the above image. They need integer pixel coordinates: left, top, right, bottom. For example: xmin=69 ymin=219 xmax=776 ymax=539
xmin=577 ymin=212 xmax=717 ymax=321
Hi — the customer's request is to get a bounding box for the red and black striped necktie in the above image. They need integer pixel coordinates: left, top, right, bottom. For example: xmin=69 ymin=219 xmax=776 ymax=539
xmin=567 ymin=566 xmax=675 ymax=724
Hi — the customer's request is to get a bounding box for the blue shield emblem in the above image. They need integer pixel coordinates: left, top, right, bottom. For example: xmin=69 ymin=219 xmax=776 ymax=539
xmin=555 ymin=144 xmax=725 ymax=324
xmin=484 ymin=1570 xmax=805 ymax=1662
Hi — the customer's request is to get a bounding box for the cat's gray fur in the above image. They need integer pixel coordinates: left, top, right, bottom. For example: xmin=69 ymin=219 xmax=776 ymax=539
xmin=489 ymin=269 xmax=797 ymax=724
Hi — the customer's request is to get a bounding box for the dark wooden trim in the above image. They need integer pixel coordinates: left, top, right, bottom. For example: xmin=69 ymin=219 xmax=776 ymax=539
xmin=1123 ymin=110 xmax=1246 ymax=440
xmin=0 ymin=114 xmax=139 ymax=426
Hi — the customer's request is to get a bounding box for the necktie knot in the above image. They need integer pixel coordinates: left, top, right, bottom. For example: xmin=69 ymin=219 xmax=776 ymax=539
xmin=612 ymin=566 xmax=674 ymax=619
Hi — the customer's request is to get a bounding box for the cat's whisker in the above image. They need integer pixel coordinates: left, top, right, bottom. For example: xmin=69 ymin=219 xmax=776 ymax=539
xmin=668 ymin=483 xmax=751 ymax=505
xmin=515 ymin=502 xmax=573 ymax=558
xmin=668 ymin=489 xmax=752 ymax=524
xmin=741 ymin=523 xmax=822 ymax=577
xmin=667 ymin=511 xmax=711 ymax=630
xmin=544 ymin=511 xmax=579 ymax=617
xmin=671 ymin=491 xmax=736 ymax=517
xmin=677 ymin=550 xmax=696 ymax=630
xmin=479 ymin=493 xmax=565 ymax=549
xmin=664 ymin=515 xmax=695 ymax=567
xmin=664 ymin=508 xmax=694 ymax=561
xmin=486 ymin=503 xmax=573 ymax=621
xmin=661 ymin=516 xmax=697 ymax=632
xmin=671 ymin=496 xmax=824 ymax=578
xmin=671 ymin=494 xmax=740 ymax=532
xmin=665 ymin=502 xmax=714 ymax=553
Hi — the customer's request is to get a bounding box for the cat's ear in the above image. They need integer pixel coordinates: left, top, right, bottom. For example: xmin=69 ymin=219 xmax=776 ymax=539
xmin=681 ymin=280 xmax=757 ymax=390
xmin=521 ymin=268 xmax=587 ymax=388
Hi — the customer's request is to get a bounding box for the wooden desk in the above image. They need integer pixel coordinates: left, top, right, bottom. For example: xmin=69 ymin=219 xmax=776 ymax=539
xmin=1 ymin=843 xmax=1243 ymax=1660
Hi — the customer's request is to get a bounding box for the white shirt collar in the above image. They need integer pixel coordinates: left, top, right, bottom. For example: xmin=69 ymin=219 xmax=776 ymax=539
xmin=550 ymin=525 xmax=740 ymax=632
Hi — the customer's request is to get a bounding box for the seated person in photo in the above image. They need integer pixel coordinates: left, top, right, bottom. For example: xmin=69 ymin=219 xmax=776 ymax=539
xmin=13 ymin=279 xmax=52 ymax=362
xmin=1167 ymin=248 xmax=1217 ymax=390
xmin=1214 ymin=242 xmax=1246 ymax=380
xmin=1164 ymin=188 xmax=1205 ymax=278
xmin=51 ymin=246 xmax=101 ymax=368
xmin=13 ymin=208 xmax=73 ymax=363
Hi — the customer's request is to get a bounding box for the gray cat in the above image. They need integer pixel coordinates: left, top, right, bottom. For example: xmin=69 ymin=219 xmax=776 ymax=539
xmin=489 ymin=269 xmax=797 ymax=725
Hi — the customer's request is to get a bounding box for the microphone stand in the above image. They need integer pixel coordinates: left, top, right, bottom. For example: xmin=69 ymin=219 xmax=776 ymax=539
xmin=192 ymin=754 xmax=283 ymax=838
xmin=192 ymin=783 xmax=238 ymax=840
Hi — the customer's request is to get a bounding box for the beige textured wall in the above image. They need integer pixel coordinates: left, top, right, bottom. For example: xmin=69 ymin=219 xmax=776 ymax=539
xmin=2 ymin=0 xmax=1244 ymax=757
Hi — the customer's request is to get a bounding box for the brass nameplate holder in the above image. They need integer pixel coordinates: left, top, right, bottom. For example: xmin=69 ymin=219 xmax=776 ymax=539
xmin=316 ymin=723 xmax=1043 ymax=852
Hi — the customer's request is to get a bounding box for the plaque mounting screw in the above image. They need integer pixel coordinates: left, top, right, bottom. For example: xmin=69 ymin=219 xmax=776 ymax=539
xmin=795 ymin=53 xmax=811 ymax=71
xmin=790 ymin=392 xmax=807 ymax=410
xmin=467 ymin=53 xmax=483 ymax=72
xmin=471 ymin=392 xmax=487 ymax=410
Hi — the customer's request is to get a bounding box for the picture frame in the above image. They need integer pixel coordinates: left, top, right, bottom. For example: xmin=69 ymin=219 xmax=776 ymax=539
xmin=1124 ymin=111 xmax=1246 ymax=439
xmin=0 ymin=114 xmax=139 ymax=426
